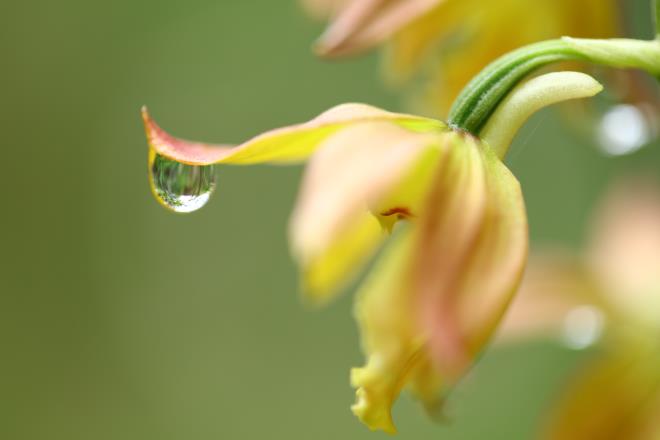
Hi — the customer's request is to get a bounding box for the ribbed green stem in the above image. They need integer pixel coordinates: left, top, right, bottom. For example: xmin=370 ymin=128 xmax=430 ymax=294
xmin=448 ymin=37 xmax=660 ymax=135
xmin=448 ymin=40 xmax=584 ymax=134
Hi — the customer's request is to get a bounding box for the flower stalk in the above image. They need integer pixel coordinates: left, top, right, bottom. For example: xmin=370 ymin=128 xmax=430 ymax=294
xmin=449 ymin=36 xmax=660 ymax=137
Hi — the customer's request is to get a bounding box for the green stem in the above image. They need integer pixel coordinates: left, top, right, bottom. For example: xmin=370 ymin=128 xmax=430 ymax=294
xmin=448 ymin=37 xmax=660 ymax=135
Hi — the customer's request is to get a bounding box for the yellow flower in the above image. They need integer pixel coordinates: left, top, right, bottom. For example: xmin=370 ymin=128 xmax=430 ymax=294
xmin=139 ymin=1 xmax=660 ymax=431
xmin=142 ymin=101 xmax=528 ymax=433
xmin=304 ymin=0 xmax=620 ymax=116
xmin=140 ymin=66 xmax=608 ymax=432
xmin=498 ymin=178 xmax=660 ymax=439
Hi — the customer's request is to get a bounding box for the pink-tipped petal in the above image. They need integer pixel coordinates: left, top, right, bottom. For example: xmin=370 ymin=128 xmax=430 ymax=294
xmin=142 ymin=104 xmax=439 ymax=166
xmin=314 ymin=0 xmax=443 ymax=57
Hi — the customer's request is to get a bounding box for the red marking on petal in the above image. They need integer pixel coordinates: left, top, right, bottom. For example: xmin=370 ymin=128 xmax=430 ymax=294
xmin=380 ymin=207 xmax=413 ymax=218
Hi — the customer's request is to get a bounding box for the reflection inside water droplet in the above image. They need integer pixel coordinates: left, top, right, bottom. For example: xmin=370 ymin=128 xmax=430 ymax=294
xmin=149 ymin=152 xmax=216 ymax=213
xmin=561 ymin=305 xmax=604 ymax=350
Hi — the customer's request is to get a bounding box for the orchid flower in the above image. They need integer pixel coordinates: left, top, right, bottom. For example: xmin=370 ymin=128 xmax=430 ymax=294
xmin=498 ymin=179 xmax=660 ymax=439
xmin=303 ymin=0 xmax=624 ymax=116
xmin=142 ymin=3 xmax=660 ymax=433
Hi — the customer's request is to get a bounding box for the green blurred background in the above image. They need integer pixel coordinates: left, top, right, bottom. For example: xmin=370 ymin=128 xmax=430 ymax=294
xmin=2 ymin=0 xmax=658 ymax=439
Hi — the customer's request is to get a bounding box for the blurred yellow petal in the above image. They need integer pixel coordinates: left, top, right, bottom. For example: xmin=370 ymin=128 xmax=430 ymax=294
xmin=306 ymin=0 xmax=621 ymax=116
xmin=414 ymin=135 xmax=528 ymax=377
xmin=541 ymin=347 xmax=660 ymax=440
xmin=142 ymin=104 xmax=438 ymax=165
xmin=290 ymin=122 xmax=444 ymax=302
xmin=394 ymin=0 xmax=619 ymax=116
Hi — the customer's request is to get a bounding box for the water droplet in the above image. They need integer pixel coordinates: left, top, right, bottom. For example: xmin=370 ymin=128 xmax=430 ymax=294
xmin=149 ymin=152 xmax=216 ymax=213
xmin=561 ymin=305 xmax=605 ymax=350
xmin=597 ymin=104 xmax=654 ymax=156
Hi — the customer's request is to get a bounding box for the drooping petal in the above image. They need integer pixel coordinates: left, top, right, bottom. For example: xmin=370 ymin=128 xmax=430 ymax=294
xmin=413 ymin=133 xmax=528 ymax=378
xmin=142 ymin=104 xmax=440 ymax=165
xmin=290 ymin=122 xmax=445 ymax=302
xmin=540 ymin=347 xmax=660 ymax=440
xmin=586 ymin=178 xmax=660 ymax=328
xmin=313 ymin=0 xmax=443 ymax=57
xmin=349 ymin=131 xmax=527 ymax=433
xmin=351 ymin=226 xmax=439 ymax=434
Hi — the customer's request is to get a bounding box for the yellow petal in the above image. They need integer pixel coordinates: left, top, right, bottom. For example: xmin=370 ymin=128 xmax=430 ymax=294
xmin=142 ymin=104 xmax=439 ymax=165
xmin=290 ymin=122 xmax=444 ymax=302
xmin=413 ymin=134 xmax=528 ymax=378
xmin=541 ymin=347 xmax=660 ymax=440
xmin=351 ymin=226 xmax=434 ymax=434
xmin=385 ymin=0 xmax=620 ymax=115
xmin=350 ymin=131 xmax=523 ymax=432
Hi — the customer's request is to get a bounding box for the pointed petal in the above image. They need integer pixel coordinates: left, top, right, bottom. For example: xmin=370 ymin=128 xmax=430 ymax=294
xmin=414 ymin=134 xmax=528 ymax=378
xmin=289 ymin=122 xmax=444 ymax=302
xmin=314 ymin=0 xmax=443 ymax=57
xmin=142 ymin=104 xmax=440 ymax=166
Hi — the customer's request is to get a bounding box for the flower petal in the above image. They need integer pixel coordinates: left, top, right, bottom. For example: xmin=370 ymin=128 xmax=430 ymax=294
xmin=350 ymin=132 xmax=505 ymax=433
xmin=385 ymin=0 xmax=620 ymax=115
xmin=313 ymin=0 xmax=443 ymax=57
xmin=414 ymin=134 xmax=528 ymax=378
xmin=142 ymin=104 xmax=440 ymax=166
xmin=540 ymin=348 xmax=660 ymax=440
xmin=351 ymin=226 xmax=437 ymax=434
xmin=289 ymin=121 xmax=445 ymax=302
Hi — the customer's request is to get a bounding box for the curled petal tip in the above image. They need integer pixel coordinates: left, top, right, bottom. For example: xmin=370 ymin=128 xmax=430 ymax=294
xmin=350 ymin=367 xmax=398 ymax=434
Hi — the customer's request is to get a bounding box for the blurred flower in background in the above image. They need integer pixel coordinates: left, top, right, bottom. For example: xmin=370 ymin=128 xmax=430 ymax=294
xmin=303 ymin=0 xmax=619 ymax=115
xmin=499 ymin=178 xmax=660 ymax=439
xmin=303 ymin=0 xmax=660 ymax=154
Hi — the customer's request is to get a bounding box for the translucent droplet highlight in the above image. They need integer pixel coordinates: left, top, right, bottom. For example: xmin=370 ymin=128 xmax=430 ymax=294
xmin=597 ymin=104 xmax=654 ymax=156
xmin=561 ymin=305 xmax=605 ymax=350
xmin=149 ymin=152 xmax=216 ymax=213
